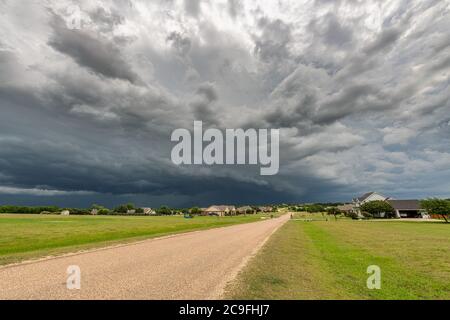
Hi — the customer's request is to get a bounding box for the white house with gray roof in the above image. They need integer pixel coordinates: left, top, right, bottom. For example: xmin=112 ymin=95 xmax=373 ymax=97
xmin=352 ymin=192 xmax=388 ymax=216
xmin=352 ymin=192 xmax=425 ymax=219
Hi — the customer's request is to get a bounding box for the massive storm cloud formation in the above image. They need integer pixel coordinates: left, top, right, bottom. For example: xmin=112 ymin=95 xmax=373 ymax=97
xmin=0 ymin=0 xmax=449 ymax=207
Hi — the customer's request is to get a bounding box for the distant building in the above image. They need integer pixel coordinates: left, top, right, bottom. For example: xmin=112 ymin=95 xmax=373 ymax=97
xmin=204 ymin=205 xmax=236 ymax=216
xmin=352 ymin=192 xmax=388 ymax=215
xmin=127 ymin=209 xmax=136 ymax=215
xmin=352 ymin=192 xmax=425 ymax=219
xmin=61 ymin=210 xmax=70 ymax=216
xmin=237 ymin=206 xmax=255 ymax=214
xmin=387 ymin=200 xmax=424 ymax=218
xmin=353 ymin=192 xmax=388 ymax=206
xmin=142 ymin=208 xmax=155 ymax=215
xmin=337 ymin=204 xmax=354 ymax=214
xmin=258 ymin=206 xmax=273 ymax=213
xmin=91 ymin=209 xmax=98 ymax=215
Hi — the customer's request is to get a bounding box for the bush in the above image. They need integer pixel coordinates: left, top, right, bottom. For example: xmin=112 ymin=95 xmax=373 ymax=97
xmin=98 ymin=209 xmax=110 ymax=215
xmin=326 ymin=207 xmax=342 ymax=220
xmin=68 ymin=208 xmax=91 ymax=215
xmin=156 ymin=206 xmax=172 ymax=215
xmin=190 ymin=207 xmax=202 ymax=215
xmin=421 ymin=198 xmax=450 ymax=223
xmin=361 ymin=211 xmax=373 ymax=219
xmin=346 ymin=211 xmax=360 ymax=219
xmin=113 ymin=204 xmax=128 ymax=214
xmin=305 ymin=204 xmax=326 ymax=213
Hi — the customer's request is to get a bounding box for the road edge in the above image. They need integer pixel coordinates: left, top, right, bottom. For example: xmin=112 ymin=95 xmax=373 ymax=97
xmin=212 ymin=214 xmax=290 ymax=299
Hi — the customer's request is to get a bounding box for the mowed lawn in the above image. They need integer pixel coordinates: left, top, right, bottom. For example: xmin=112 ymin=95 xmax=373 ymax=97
xmin=226 ymin=219 xmax=450 ymax=299
xmin=0 ymin=214 xmax=268 ymax=265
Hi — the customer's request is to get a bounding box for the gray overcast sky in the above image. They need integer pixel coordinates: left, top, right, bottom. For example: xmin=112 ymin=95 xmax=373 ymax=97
xmin=0 ymin=0 xmax=449 ymax=208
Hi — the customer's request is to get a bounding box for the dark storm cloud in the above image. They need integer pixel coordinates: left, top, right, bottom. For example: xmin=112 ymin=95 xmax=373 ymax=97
xmin=254 ymin=18 xmax=292 ymax=64
xmin=0 ymin=106 xmax=297 ymax=207
xmin=196 ymin=82 xmax=218 ymax=102
xmin=184 ymin=0 xmax=201 ymax=17
xmin=0 ymin=0 xmax=449 ymax=206
xmin=308 ymin=13 xmax=353 ymax=48
xmin=227 ymin=0 xmax=242 ymax=19
xmin=363 ymin=27 xmax=403 ymax=56
xmin=88 ymin=7 xmax=125 ymax=33
xmin=166 ymin=32 xmax=192 ymax=56
xmin=48 ymin=16 xmax=140 ymax=84
xmin=313 ymin=84 xmax=387 ymax=125
xmin=0 ymin=51 xmax=16 ymax=76
xmin=190 ymin=83 xmax=220 ymax=126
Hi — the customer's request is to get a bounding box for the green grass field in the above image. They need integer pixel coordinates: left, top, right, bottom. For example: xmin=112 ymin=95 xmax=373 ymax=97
xmin=226 ymin=218 xmax=450 ymax=299
xmin=0 ymin=214 xmax=271 ymax=265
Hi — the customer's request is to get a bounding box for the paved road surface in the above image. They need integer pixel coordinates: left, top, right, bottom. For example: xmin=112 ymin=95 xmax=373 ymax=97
xmin=0 ymin=214 xmax=289 ymax=299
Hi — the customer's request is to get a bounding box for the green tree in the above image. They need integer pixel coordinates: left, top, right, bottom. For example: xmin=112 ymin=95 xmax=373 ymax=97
xmin=156 ymin=206 xmax=172 ymax=215
xmin=114 ymin=204 xmax=128 ymax=214
xmin=135 ymin=207 xmax=144 ymax=214
xmin=326 ymin=207 xmax=341 ymax=221
xmin=190 ymin=207 xmax=202 ymax=215
xmin=360 ymin=201 xmax=394 ymax=218
xmin=305 ymin=204 xmax=325 ymax=213
xmin=98 ymin=208 xmax=110 ymax=215
xmin=91 ymin=204 xmax=109 ymax=215
xmin=421 ymin=198 xmax=450 ymax=223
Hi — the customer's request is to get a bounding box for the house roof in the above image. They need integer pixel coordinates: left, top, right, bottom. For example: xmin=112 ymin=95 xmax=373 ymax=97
xmin=357 ymin=192 xmax=375 ymax=201
xmin=356 ymin=192 xmax=388 ymax=202
xmin=387 ymin=200 xmax=421 ymax=210
xmin=237 ymin=206 xmax=253 ymax=211
xmin=205 ymin=205 xmax=235 ymax=211
xmin=337 ymin=204 xmax=353 ymax=211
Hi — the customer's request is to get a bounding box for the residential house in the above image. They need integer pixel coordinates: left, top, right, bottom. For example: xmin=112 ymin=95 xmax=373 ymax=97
xmin=352 ymin=192 xmax=425 ymax=219
xmin=61 ymin=210 xmax=70 ymax=216
xmin=387 ymin=200 xmax=424 ymax=218
xmin=352 ymin=192 xmax=388 ymax=215
xmin=337 ymin=204 xmax=354 ymax=214
xmin=142 ymin=208 xmax=155 ymax=215
xmin=204 ymin=205 xmax=236 ymax=216
xmin=237 ymin=206 xmax=255 ymax=214
xmin=258 ymin=206 xmax=273 ymax=213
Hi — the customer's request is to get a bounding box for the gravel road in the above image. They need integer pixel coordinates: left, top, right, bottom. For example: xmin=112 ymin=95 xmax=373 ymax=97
xmin=0 ymin=214 xmax=289 ymax=299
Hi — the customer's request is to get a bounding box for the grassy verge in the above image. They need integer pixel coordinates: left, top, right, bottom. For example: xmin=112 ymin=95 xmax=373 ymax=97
xmin=0 ymin=214 xmax=271 ymax=266
xmin=225 ymin=219 xmax=450 ymax=299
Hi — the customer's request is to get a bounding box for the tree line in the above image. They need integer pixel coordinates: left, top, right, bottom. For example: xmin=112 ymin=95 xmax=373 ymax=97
xmin=0 ymin=204 xmax=183 ymax=216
